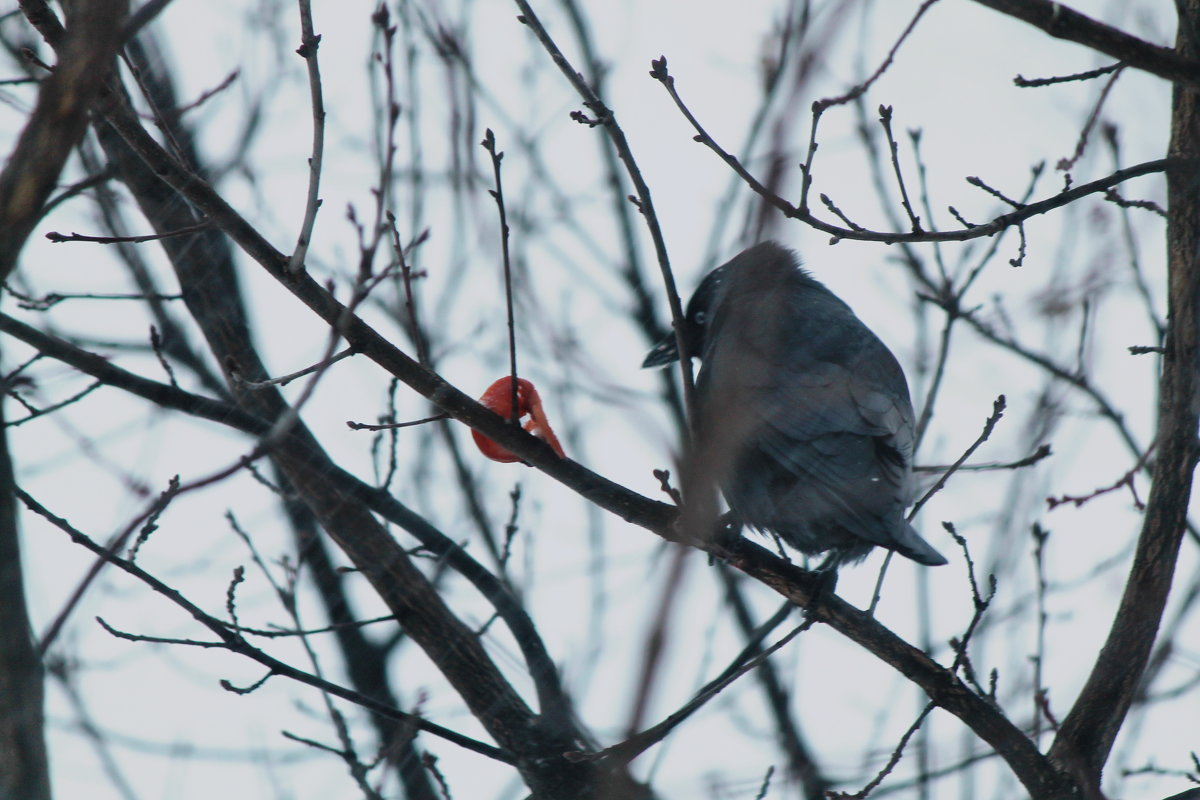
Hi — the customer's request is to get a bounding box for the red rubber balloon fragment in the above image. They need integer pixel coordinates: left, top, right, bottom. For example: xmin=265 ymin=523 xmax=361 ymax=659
xmin=472 ymin=377 xmax=566 ymax=463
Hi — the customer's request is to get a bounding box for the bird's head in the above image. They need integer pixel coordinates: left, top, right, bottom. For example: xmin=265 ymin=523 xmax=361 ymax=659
xmin=641 ymin=264 xmax=730 ymax=368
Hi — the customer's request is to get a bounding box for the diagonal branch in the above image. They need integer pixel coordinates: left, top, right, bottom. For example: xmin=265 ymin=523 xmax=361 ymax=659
xmin=7 ymin=11 xmax=621 ymax=791
xmin=0 ymin=308 xmax=1081 ymax=800
xmin=7 ymin=292 xmax=1087 ymax=797
xmin=15 ymin=487 xmax=512 ymax=764
xmin=721 ymin=536 xmax=1077 ymax=799
xmin=969 ymin=0 xmax=1200 ymax=89
xmin=0 ymin=310 xmax=621 ymax=727
xmin=0 ymin=0 xmax=129 ymax=279
xmin=90 ymin=84 xmax=676 ymax=533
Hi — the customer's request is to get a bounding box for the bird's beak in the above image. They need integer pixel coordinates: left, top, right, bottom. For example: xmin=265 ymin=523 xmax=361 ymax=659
xmin=641 ymin=332 xmax=680 ymax=368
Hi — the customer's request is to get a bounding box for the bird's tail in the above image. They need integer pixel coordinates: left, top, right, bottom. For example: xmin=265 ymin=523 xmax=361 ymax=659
xmin=890 ymin=521 xmax=948 ymax=566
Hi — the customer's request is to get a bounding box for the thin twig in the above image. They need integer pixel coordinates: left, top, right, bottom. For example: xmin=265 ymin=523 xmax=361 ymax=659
xmin=914 ymin=442 xmax=1052 ymax=473
xmin=814 ymin=0 xmax=942 ymax=111
xmin=910 ymin=396 xmax=1006 ymax=517
xmin=386 ymin=215 xmax=431 ymax=366
xmin=1056 ymin=66 xmax=1125 ymax=173
xmin=1031 ymin=523 xmax=1052 ymax=741
xmin=1104 ymin=187 xmax=1167 ymax=218
xmin=46 ymin=218 xmax=213 ymax=244
xmin=878 ymin=105 xmax=922 ymax=232
xmin=2 ymin=285 xmax=182 ymax=310
xmin=652 ymin=55 xmax=1172 ymax=244
xmin=18 ymin=488 xmax=512 ymax=764
xmin=36 ymin=476 xmax=182 ymax=654
xmin=966 ymin=176 xmax=1026 ymax=209
xmin=913 ymin=292 xmax=954 ymax=449
xmin=514 ymin=1 xmax=691 ymax=424
xmin=231 ymin=346 xmax=356 ymax=389
xmin=287 ymin=0 xmax=326 ymax=273
xmin=1046 ymin=445 xmax=1154 ymax=511
xmin=347 ymin=413 xmax=449 ymax=431
xmin=148 ymin=325 xmax=179 ymax=388
xmin=801 ymin=0 xmax=941 ymax=216
xmin=581 ymin=610 xmax=812 ymax=767
xmin=1014 ymin=62 xmax=1123 ymax=87
xmin=831 ymin=703 xmax=937 ymax=799
xmin=39 ymin=167 xmax=115 ymax=220
xmin=482 ymin=128 xmax=521 ymax=423
xmin=168 ymin=69 xmax=240 ymax=117
xmin=941 ymin=522 xmax=998 ymax=696
xmin=5 ymin=380 xmax=102 ymax=427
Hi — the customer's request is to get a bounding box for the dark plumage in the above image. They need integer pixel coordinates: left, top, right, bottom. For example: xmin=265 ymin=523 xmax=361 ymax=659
xmin=644 ymin=242 xmax=946 ymax=568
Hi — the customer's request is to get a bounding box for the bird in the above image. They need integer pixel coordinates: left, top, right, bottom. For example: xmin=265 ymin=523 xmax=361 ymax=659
xmin=643 ymin=242 xmax=947 ymax=570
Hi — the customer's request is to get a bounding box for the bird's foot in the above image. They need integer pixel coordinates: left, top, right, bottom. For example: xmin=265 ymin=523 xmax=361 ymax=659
xmin=713 ymin=512 xmax=743 ymax=547
xmin=810 ymin=565 xmax=839 ymax=603
xmin=802 ymin=554 xmax=841 ymax=616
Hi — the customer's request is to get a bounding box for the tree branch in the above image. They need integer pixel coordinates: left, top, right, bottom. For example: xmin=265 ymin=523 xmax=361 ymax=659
xmin=0 ymin=0 xmax=129 ymax=279
xmin=1047 ymin=8 xmax=1200 ymax=790
xmin=0 ymin=309 xmax=1081 ymax=799
xmin=651 ymin=55 xmax=1172 ymax=244
xmin=0 ymin=379 xmax=51 ymax=800
xmin=720 ymin=537 xmax=1078 ymax=799
xmin=970 ymin=0 xmax=1200 ymax=89
xmin=16 ymin=487 xmax=512 ymax=764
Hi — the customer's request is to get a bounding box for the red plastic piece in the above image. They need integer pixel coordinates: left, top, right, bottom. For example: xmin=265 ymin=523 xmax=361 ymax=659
xmin=472 ymin=377 xmax=566 ymax=463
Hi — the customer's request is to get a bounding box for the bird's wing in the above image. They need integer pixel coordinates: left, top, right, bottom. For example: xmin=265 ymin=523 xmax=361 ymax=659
xmin=739 ymin=357 xmax=915 ymax=531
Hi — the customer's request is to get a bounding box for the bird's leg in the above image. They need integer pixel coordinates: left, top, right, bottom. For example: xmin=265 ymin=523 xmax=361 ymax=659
xmin=806 ymin=553 xmax=842 ymax=610
xmin=713 ymin=511 xmax=742 ymax=546
xmin=705 ymin=512 xmax=743 ymax=566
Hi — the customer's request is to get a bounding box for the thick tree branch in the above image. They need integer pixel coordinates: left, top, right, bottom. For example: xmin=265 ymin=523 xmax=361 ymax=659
xmin=1048 ymin=7 xmax=1200 ymax=791
xmin=91 ymin=93 xmax=675 ymax=534
xmin=0 ymin=0 xmax=128 ymax=279
xmin=970 ymin=0 xmax=1200 ymax=89
xmin=0 ymin=393 xmax=51 ymax=800
xmin=15 ymin=6 xmax=1153 ymax=795
xmin=0 ymin=309 xmax=1081 ymax=800
xmin=88 ymin=120 xmax=616 ymax=800
xmin=720 ymin=537 xmax=1078 ymax=799
xmin=0 ymin=311 xmax=604 ymax=686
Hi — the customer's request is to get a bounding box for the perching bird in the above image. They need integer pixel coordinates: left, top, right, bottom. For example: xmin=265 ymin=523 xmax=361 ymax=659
xmin=643 ymin=242 xmax=947 ymax=569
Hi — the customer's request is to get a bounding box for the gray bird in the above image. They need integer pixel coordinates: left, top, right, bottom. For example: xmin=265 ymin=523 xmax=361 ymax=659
xmin=643 ymin=242 xmax=947 ymax=569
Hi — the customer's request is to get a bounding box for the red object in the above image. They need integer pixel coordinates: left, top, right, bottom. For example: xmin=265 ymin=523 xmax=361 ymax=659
xmin=472 ymin=377 xmax=566 ymax=463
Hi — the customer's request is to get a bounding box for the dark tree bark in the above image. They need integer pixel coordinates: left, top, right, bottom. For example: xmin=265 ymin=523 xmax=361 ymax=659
xmin=0 ymin=0 xmax=128 ymax=278
xmin=0 ymin=395 xmax=52 ymax=800
xmin=1048 ymin=2 xmax=1200 ymax=791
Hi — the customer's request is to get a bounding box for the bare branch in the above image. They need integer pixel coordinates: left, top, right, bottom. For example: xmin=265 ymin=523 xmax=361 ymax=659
xmin=652 ymin=55 xmax=1172 ymax=244
xmin=18 ymin=488 xmax=512 ymax=764
xmin=969 ymin=0 xmax=1200 ymax=88
xmin=0 ymin=0 xmax=129 ymax=278
xmin=287 ymin=0 xmax=325 ymax=273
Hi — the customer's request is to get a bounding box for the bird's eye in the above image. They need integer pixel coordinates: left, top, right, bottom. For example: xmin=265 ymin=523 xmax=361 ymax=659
xmin=694 ymin=311 xmax=708 ymax=325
